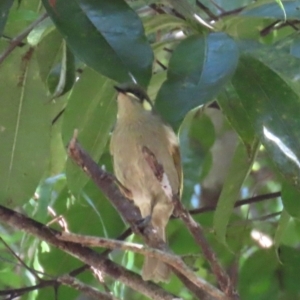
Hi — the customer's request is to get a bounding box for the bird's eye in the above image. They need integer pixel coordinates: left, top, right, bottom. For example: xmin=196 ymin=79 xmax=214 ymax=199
xmin=142 ymin=100 xmax=152 ymax=111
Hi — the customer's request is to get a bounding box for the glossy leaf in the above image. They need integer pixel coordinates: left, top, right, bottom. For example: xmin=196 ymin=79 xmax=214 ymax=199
xmin=155 ymin=33 xmax=239 ymax=130
xmin=0 ymin=0 xmax=14 ymax=36
xmin=241 ymin=0 xmax=300 ymax=20
xmin=0 ymin=48 xmax=50 ymax=207
xmin=42 ymin=0 xmax=153 ymax=86
xmin=62 ymin=68 xmax=116 ymax=195
xmin=218 ymin=83 xmax=259 ymax=155
xmin=232 ymin=55 xmax=300 ymax=189
xmin=213 ymin=139 xmax=255 ymax=244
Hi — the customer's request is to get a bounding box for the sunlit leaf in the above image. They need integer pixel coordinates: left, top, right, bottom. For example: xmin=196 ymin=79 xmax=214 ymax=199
xmin=232 ymin=55 xmax=300 ymax=190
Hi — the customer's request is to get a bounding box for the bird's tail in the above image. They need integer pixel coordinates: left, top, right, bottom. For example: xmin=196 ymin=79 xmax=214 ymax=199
xmin=141 ymin=226 xmax=170 ymax=282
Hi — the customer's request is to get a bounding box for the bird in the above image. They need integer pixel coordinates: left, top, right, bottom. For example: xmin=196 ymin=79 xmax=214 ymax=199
xmin=110 ymin=82 xmax=182 ymax=282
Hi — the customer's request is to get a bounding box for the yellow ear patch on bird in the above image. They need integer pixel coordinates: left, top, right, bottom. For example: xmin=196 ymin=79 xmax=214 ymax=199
xmin=142 ymin=100 xmax=152 ymax=111
xmin=126 ymin=92 xmax=140 ymax=101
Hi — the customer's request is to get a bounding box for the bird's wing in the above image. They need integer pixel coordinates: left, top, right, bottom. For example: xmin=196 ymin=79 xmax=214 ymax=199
xmin=164 ymin=125 xmax=183 ymax=197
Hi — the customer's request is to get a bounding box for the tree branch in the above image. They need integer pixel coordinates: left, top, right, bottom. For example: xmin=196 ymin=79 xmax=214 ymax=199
xmin=67 ymin=131 xmax=227 ymax=299
xmin=58 ymin=275 xmax=119 ymax=300
xmin=0 ymin=273 xmax=117 ymax=300
xmin=188 ymin=191 xmax=281 ymax=215
xmin=141 ymin=146 xmax=239 ymax=299
xmin=58 ymin=232 xmax=225 ymax=299
xmin=0 ymin=205 xmax=175 ymax=300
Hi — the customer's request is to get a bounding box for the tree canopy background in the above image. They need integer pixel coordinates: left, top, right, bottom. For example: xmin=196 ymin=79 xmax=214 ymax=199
xmin=1 ymin=0 xmax=300 ymax=299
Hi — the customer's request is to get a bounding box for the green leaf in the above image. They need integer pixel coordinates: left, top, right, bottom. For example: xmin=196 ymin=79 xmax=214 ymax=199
xmin=232 ymin=55 xmax=300 ymax=190
xmin=239 ymin=249 xmax=279 ymax=300
xmin=274 ymin=209 xmax=290 ymax=250
xmin=62 ymin=68 xmax=116 ymax=196
xmin=36 ymin=29 xmax=64 ymax=84
xmin=241 ymin=0 xmax=300 ymax=20
xmin=47 ymin=42 xmax=75 ymax=98
xmin=213 ymin=139 xmax=255 ymax=244
xmin=218 ymin=83 xmax=258 ymax=154
xmin=42 ymin=0 xmax=153 ymax=87
xmin=143 ymin=14 xmax=187 ymax=35
xmin=179 ymin=109 xmax=215 ymax=206
xmin=27 ymin=17 xmax=55 ymax=46
xmin=0 ymin=0 xmax=14 ymax=36
xmin=0 ymin=48 xmax=50 ymax=207
xmin=282 ymin=181 xmax=300 ymax=220
xmin=275 ymin=0 xmax=287 ymax=21
xmin=279 ymin=246 xmax=300 ymax=295
xmin=155 ymin=33 xmax=239 ymax=130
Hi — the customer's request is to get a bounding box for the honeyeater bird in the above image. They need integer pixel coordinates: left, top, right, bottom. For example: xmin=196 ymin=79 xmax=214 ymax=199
xmin=110 ymin=83 xmax=182 ymax=282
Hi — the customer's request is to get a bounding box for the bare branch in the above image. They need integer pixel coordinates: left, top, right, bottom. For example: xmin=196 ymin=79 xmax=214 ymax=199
xmin=0 ymin=205 xmax=176 ymax=300
xmin=141 ymin=146 xmax=239 ymax=299
xmin=188 ymin=192 xmax=281 ymax=215
xmin=173 ymin=198 xmax=238 ymax=299
xmin=58 ymin=275 xmax=119 ymax=300
xmin=0 ymin=272 xmax=117 ymax=300
xmin=58 ymin=232 xmax=226 ymax=300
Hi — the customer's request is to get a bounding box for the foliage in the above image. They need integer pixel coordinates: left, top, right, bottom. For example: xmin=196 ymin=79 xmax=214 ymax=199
xmin=1 ymin=0 xmax=300 ymax=299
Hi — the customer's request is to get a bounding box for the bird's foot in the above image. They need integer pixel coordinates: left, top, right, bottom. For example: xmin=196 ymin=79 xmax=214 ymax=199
xmin=135 ymin=215 xmax=151 ymax=232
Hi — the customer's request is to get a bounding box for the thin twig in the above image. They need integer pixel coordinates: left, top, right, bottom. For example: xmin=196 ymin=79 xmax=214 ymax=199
xmin=173 ymin=198 xmax=238 ymax=299
xmin=209 ymin=0 xmax=225 ymax=13
xmin=188 ymin=191 xmax=281 ymax=216
xmin=58 ymin=275 xmax=119 ymax=300
xmin=218 ymin=6 xmax=246 ymax=17
xmin=68 ymin=227 xmax=133 ymax=279
xmin=0 ymin=273 xmax=116 ymax=300
xmin=196 ymin=0 xmax=218 ymax=20
xmin=0 ymin=279 xmax=57 ymax=298
xmin=0 ymin=12 xmax=48 ymax=66
xmin=0 ymin=236 xmax=41 ymax=280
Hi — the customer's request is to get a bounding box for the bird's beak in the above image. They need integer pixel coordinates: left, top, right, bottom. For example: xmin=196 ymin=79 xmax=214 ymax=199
xmin=114 ymin=85 xmax=125 ymax=94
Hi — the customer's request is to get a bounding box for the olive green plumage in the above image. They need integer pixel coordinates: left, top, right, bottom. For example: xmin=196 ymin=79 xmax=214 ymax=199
xmin=110 ymin=83 xmax=182 ymax=282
